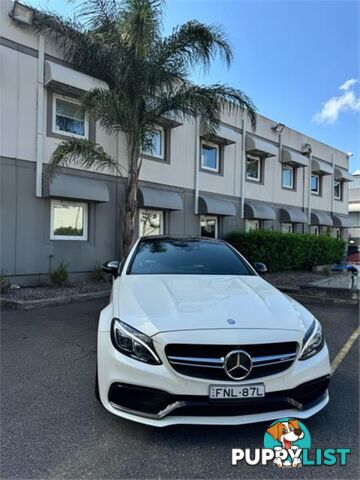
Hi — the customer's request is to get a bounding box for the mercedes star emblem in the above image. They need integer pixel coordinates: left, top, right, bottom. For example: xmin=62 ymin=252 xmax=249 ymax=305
xmin=224 ymin=350 xmax=253 ymax=380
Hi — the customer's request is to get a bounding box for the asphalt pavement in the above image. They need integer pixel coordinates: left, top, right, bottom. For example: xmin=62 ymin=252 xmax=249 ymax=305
xmin=1 ymin=299 xmax=359 ymax=479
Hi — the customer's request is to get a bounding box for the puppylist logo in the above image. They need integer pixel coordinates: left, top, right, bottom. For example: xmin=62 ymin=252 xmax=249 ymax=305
xmin=264 ymin=418 xmax=309 ymax=467
xmin=232 ymin=418 xmax=351 ymax=468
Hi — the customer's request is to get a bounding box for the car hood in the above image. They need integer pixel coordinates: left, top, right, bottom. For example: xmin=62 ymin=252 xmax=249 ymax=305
xmin=111 ymin=275 xmax=309 ymax=337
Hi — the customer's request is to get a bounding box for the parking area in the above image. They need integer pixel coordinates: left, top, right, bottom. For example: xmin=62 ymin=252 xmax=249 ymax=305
xmin=1 ymin=299 xmax=359 ymax=479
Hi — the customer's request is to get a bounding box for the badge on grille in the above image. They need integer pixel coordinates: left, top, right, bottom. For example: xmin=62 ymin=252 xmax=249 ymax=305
xmin=224 ymin=350 xmax=253 ymax=380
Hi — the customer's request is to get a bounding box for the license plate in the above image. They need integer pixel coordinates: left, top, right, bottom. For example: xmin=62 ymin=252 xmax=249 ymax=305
xmin=209 ymin=384 xmax=265 ymax=400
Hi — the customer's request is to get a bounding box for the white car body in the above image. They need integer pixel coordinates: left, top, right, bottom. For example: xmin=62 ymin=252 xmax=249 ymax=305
xmin=97 ymin=237 xmax=331 ymax=427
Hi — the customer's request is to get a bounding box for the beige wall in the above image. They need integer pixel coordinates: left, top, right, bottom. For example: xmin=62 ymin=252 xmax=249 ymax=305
xmin=0 ymin=0 xmax=350 ymax=216
xmin=0 ymin=46 xmax=37 ymax=162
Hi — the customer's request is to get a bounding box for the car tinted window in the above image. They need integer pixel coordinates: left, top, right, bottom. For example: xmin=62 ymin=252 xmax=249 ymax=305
xmin=128 ymin=239 xmax=254 ymax=275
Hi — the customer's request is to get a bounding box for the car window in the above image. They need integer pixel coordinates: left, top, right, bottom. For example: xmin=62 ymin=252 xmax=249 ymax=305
xmin=128 ymin=238 xmax=254 ymax=275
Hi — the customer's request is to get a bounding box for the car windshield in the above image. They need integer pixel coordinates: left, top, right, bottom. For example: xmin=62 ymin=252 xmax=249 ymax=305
xmin=128 ymin=238 xmax=254 ymax=275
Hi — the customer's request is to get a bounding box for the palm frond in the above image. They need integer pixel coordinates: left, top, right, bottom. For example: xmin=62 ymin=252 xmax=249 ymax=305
xmin=146 ymin=83 xmax=257 ymax=131
xmin=74 ymin=0 xmax=119 ymax=30
xmin=34 ymin=0 xmax=256 ymax=175
xmin=81 ymin=88 xmax=135 ymax=135
xmin=46 ymin=138 xmax=123 ymax=180
xmin=159 ymin=20 xmax=232 ymax=74
xmin=32 ymin=10 xmax=115 ymax=85
xmin=119 ymin=0 xmax=164 ymax=53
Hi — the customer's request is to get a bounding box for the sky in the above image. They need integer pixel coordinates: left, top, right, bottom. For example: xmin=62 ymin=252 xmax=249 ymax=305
xmin=29 ymin=0 xmax=360 ymax=172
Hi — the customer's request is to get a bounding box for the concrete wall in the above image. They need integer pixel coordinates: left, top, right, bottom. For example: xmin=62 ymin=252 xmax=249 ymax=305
xmin=0 ymin=0 xmax=352 ymax=284
xmin=349 ymin=175 xmax=360 ymax=244
xmin=0 ymin=8 xmax=350 ymax=214
xmin=0 ymin=158 xmax=120 ymax=284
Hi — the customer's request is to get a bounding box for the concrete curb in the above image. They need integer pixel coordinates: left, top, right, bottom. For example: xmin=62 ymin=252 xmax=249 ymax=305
xmin=275 ymin=285 xmax=359 ymax=305
xmin=299 ymin=285 xmax=359 ymax=303
xmin=285 ymin=292 xmax=359 ymax=306
xmin=1 ymin=285 xmax=358 ymax=311
xmin=1 ymin=289 xmax=110 ymax=310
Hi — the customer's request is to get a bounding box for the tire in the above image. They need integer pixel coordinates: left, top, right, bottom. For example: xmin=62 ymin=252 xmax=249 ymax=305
xmin=95 ymin=366 xmax=100 ymax=402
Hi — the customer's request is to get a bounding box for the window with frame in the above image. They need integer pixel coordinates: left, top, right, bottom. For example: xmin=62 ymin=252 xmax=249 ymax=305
xmin=200 ymin=216 xmax=218 ymax=238
xmin=53 ymin=95 xmax=88 ymax=138
xmin=310 ymin=225 xmax=319 ymax=236
xmin=245 ymin=219 xmax=260 ymax=232
xmin=334 ymin=180 xmax=342 ymax=200
xmin=311 ymin=174 xmax=320 ymax=195
xmin=333 ymin=227 xmax=341 ymax=239
xmin=50 ymin=200 xmax=88 ymax=241
xmin=143 ymin=126 xmax=165 ymax=159
xmin=282 ymin=165 xmax=294 ymax=189
xmin=201 ymin=141 xmax=220 ymax=172
xmin=246 ymin=155 xmax=261 ymax=182
xmin=322 ymin=226 xmax=332 ymax=236
xmin=139 ymin=209 xmax=164 ymax=236
xmin=281 ymin=222 xmax=294 ymax=234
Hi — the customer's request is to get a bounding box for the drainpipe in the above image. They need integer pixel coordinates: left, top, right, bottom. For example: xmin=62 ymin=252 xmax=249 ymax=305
xmin=194 ymin=118 xmax=200 ymax=214
xmin=307 ymin=152 xmax=312 ymax=226
xmin=331 ymin=153 xmax=335 ymax=214
xmin=35 ymin=34 xmax=45 ymax=198
xmin=278 ymin=130 xmax=283 ymax=165
xmin=278 ymin=129 xmax=283 ymax=189
xmin=240 ymin=117 xmax=246 ymax=219
xmin=115 ymin=132 xmax=119 ymax=257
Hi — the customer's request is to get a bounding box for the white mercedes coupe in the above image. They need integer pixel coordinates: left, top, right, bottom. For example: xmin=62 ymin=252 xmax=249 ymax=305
xmin=96 ymin=236 xmax=331 ymax=427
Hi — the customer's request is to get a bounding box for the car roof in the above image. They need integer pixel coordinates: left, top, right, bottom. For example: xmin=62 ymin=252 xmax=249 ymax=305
xmin=139 ymin=235 xmax=225 ymax=244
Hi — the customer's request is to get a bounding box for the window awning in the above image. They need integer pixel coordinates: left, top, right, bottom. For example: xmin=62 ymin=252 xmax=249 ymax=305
xmin=279 ymin=207 xmax=308 ymax=224
xmin=334 ymin=166 xmax=353 ymax=182
xmin=311 ymin=211 xmax=333 ymax=226
xmin=246 ymin=136 xmax=277 ymax=158
xmin=349 ymin=203 xmax=360 ymax=212
xmin=44 ymin=174 xmax=109 ymax=202
xmin=44 ymin=60 xmax=108 ymax=94
xmin=282 ymin=148 xmax=309 ymax=167
xmin=244 ymin=202 xmax=276 ymax=220
xmin=198 ymin=195 xmax=236 ymax=216
xmin=158 ymin=114 xmax=183 ymax=129
xmin=332 ymin=215 xmax=353 ymax=228
xmin=311 ymin=159 xmax=333 ymax=175
xmin=200 ymin=121 xmax=238 ymax=145
xmin=138 ymin=186 xmax=183 ymax=210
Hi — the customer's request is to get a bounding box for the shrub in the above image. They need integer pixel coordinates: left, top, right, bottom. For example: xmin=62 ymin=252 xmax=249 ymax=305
xmin=224 ymin=229 xmax=345 ymax=272
xmin=0 ymin=270 xmax=11 ymax=294
xmin=50 ymin=261 xmax=69 ymax=287
xmin=322 ymin=265 xmax=331 ymax=276
xmin=93 ymin=261 xmax=105 ymax=282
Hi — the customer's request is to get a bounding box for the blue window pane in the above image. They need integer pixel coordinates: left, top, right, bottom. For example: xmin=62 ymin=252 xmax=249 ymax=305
xmin=202 ymin=144 xmax=218 ymax=170
xmin=282 ymin=168 xmax=293 ymax=187
xmin=56 ymin=115 xmax=85 ymax=135
xmin=311 ymin=175 xmax=319 ymax=192
xmin=143 ymin=129 xmax=163 ymax=157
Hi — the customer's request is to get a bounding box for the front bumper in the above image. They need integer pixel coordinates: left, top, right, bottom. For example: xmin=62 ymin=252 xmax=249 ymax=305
xmin=97 ymin=330 xmax=331 ymax=427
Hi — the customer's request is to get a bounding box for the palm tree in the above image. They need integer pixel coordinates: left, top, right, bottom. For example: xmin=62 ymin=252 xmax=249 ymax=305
xmin=33 ymin=0 xmax=256 ymax=257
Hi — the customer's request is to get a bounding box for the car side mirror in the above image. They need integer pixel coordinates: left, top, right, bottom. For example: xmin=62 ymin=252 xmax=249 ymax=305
xmin=254 ymin=262 xmax=267 ymax=274
xmin=102 ymin=260 xmax=120 ymax=278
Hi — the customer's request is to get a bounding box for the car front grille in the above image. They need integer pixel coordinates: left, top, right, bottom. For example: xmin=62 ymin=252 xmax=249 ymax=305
xmin=165 ymin=342 xmax=298 ymax=381
xmin=108 ymin=376 xmax=330 ymax=418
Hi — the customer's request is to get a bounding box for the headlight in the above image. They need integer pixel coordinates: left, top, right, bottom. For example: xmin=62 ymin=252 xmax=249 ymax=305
xmin=111 ymin=319 xmax=162 ymax=365
xmin=299 ymin=319 xmax=324 ymax=360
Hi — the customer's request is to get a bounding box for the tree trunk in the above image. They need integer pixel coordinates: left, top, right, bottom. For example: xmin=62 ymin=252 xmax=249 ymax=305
xmin=121 ymin=142 xmax=140 ymax=259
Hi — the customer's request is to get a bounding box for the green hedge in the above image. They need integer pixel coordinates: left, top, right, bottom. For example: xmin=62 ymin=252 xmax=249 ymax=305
xmin=224 ymin=230 xmax=345 ymax=272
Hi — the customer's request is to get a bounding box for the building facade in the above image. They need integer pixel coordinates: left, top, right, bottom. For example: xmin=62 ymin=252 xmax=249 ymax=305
xmin=349 ymin=173 xmax=360 ymax=246
xmin=0 ymin=1 xmax=353 ymax=285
